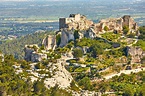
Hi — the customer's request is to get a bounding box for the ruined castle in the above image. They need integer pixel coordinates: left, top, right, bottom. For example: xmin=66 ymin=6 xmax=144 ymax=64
xmin=59 ymin=14 xmax=138 ymax=32
xmin=59 ymin=14 xmax=93 ymax=30
xmin=58 ymin=14 xmax=138 ymax=47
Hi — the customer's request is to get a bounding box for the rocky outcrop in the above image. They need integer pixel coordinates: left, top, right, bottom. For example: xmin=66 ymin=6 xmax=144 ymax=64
xmin=59 ymin=29 xmax=74 ymax=47
xmin=44 ymin=59 xmax=73 ymax=89
xmin=31 ymin=52 xmax=47 ymax=62
xmin=0 ymin=53 xmax=4 ymax=62
xmin=127 ymin=47 xmax=144 ymax=64
xmin=42 ymin=35 xmax=56 ymax=50
xmin=24 ymin=45 xmax=37 ymax=61
xmin=24 ymin=44 xmax=47 ymax=62
xmin=24 ymin=34 xmax=57 ymax=62
xmin=84 ymin=28 xmax=96 ymax=39
xmin=59 ymin=27 xmax=97 ymax=47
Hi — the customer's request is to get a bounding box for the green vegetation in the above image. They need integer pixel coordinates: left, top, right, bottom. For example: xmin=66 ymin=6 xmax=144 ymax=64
xmin=73 ymin=48 xmax=83 ymax=58
xmin=0 ymin=55 xmax=73 ymax=96
xmin=78 ymin=77 xmax=93 ymax=90
xmin=134 ymin=40 xmax=145 ymax=51
xmin=74 ymin=67 xmax=89 ymax=72
xmin=138 ymin=26 xmax=145 ymax=40
xmin=96 ymin=72 xmax=145 ymax=95
xmin=56 ymin=33 xmax=61 ymax=46
xmin=74 ymin=30 xmax=79 ymax=40
xmin=101 ymin=32 xmax=121 ymax=42
xmin=123 ymin=26 xmax=129 ymax=35
xmin=0 ymin=31 xmax=53 ymax=59
xmin=104 ymin=26 xmax=109 ymax=31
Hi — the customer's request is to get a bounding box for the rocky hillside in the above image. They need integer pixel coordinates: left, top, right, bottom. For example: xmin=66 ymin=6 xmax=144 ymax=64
xmin=20 ymin=14 xmax=145 ymax=96
xmin=1 ymin=14 xmax=145 ymax=96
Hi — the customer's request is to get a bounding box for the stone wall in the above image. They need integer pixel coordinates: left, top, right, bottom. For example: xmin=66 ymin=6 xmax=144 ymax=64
xmin=59 ymin=14 xmax=93 ymax=30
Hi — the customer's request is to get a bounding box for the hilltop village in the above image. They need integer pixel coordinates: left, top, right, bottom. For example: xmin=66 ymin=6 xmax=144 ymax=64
xmin=9 ymin=14 xmax=145 ymax=95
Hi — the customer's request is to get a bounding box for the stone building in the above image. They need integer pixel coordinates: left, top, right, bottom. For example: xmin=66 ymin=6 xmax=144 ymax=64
xmin=59 ymin=14 xmax=93 ymax=30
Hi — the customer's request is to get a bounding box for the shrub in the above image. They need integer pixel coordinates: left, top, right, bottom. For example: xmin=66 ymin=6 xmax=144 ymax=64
xmin=104 ymin=26 xmax=109 ymax=31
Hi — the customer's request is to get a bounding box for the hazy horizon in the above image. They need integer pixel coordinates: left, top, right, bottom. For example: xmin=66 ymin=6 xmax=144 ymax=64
xmin=0 ymin=0 xmax=145 ymax=25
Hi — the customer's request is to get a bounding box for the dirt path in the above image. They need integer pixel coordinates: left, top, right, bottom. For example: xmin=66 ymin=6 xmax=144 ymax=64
xmin=104 ymin=67 xmax=145 ymax=80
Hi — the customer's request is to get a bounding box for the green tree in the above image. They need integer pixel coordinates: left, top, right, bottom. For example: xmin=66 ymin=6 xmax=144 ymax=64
xmin=104 ymin=26 xmax=109 ymax=31
xmin=122 ymin=85 xmax=135 ymax=96
xmin=123 ymin=26 xmax=129 ymax=35
xmin=56 ymin=34 xmax=61 ymax=46
xmin=33 ymin=80 xmax=46 ymax=95
xmin=73 ymin=48 xmax=83 ymax=58
xmin=74 ymin=30 xmax=79 ymax=40
xmin=78 ymin=77 xmax=92 ymax=90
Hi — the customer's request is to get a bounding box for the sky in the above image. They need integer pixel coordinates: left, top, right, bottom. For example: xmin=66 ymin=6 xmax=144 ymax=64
xmin=0 ymin=0 xmax=70 ymax=1
xmin=0 ymin=0 xmax=145 ymax=2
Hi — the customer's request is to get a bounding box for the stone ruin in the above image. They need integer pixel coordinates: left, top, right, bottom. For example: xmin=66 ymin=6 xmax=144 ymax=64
xmin=58 ymin=14 xmax=138 ymax=47
xmin=59 ymin=14 xmax=93 ymax=30
xmin=127 ymin=46 xmax=145 ymax=64
xmin=59 ymin=14 xmax=138 ymax=33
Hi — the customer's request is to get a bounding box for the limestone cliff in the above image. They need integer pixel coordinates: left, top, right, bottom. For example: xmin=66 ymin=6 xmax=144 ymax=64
xmin=24 ymin=44 xmax=47 ymax=62
xmin=42 ymin=35 xmax=56 ymax=50
xmin=59 ymin=29 xmax=74 ymax=47
xmin=127 ymin=47 xmax=144 ymax=64
xmin=44 ymin=59 xmax=73 ymax=88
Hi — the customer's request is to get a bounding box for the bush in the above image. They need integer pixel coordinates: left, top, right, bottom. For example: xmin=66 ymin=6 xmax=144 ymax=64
xmin=56 ymin=34 xmax=61 ymax=46
xmin=123 ymin=26 xmax=129 ymax=35
xmin=78 ymin=77 xmax=92 ymax=90
xmin=73 ymin=48 xmax=83 ymax=58
xmin=74 ymin=30 xmax=79 ymax=40
xmin=104 ymin=26 xmax=109 ymax=31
